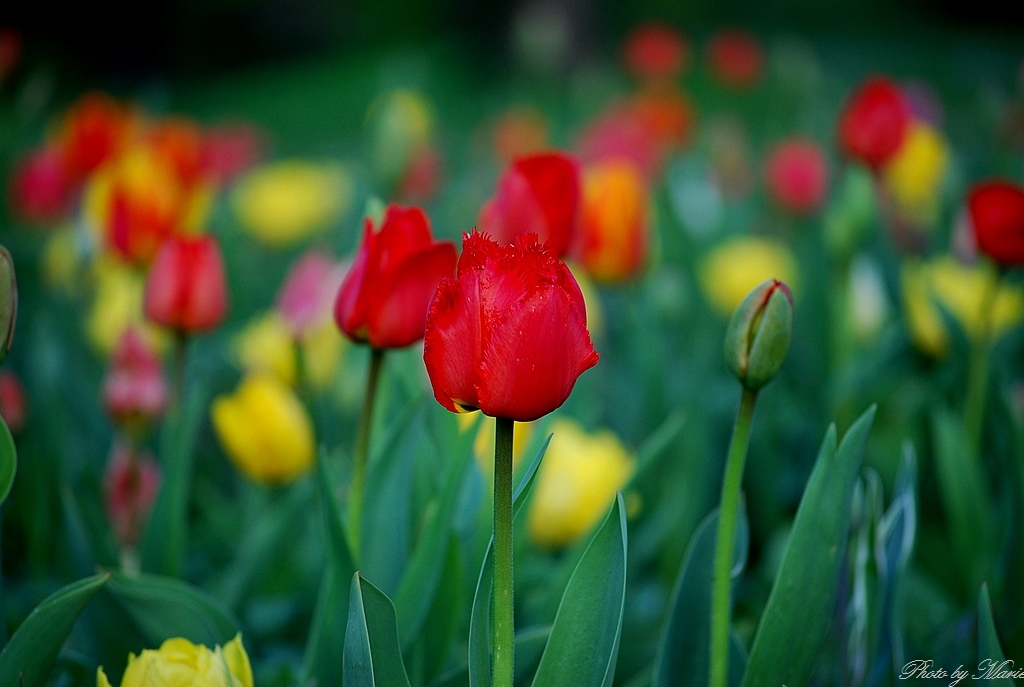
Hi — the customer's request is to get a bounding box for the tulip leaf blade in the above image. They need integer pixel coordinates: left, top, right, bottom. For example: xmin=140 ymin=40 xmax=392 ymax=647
xmin=653 ymin=505 xmax=749 ymax=687
xmin=741 ymin=405 xmax=875 ymax=687
xmin=393 ymin=423 xmax=474 ymax=647
xmin=303 ymin=449 xmax=358 ymax=687
xmin=530 ymin=492 xmax=627 ymax=687
xmin=344 ymin=573 xmax=413 ymax=687
xmin=978 ymin=584 xmax=1012 ymax=685
xmin=468 ymin=434 xmax=551 ymax=687
xmin=0 ymin=415 xmax=15 ymax=506
xmin=932 ymin=408 xmax=996 ymax=593
xmin=0 ymin=572 xmax=109 ymax=687
xmin=104 ymin=571 xmax=239 ymax=646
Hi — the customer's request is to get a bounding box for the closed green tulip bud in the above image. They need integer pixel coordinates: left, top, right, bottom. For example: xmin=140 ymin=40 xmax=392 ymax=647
xmin=724 ymin=279 xmax=792 ymax=391
xmin=0 ymin=246 xmax=16 ymax=366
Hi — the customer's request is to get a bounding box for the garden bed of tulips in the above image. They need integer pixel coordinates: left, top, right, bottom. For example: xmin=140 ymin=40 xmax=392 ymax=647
xmin=1 ymin=19 xmax=1024 ymax=687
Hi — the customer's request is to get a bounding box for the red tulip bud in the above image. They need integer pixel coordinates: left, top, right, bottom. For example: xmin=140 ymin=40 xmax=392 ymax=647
xmin=103 ymin=327 xmax=166 ymax=426
xmin=967 ymin=180 xmax=1024 ymax=267
xmin=423 ymin=232 xmax=599 ymax=422
xmin=334 ymin=205 xmax=456 ymax=348
xmin=144 ymin=235 xmax=228 ymax=334
xmin=479 ymin=152 xmax=582 ymax=257
xmin=837 ymin=77 xmax=912 ymax=171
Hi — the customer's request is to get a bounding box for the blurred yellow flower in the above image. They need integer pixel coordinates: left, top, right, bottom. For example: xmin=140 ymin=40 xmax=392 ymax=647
xmin=367 ymin=90 xmax=434 ymax=186
xmin=211 ymin=373 xmax=315 ymax=484
xmin=902 ymin=256 xmax=1024 ymax=357
xmin=527 ymin=419 xmax=634 ymax=549
xmin=41 ymin=226 xmax=82 ymax=293
xmin=699 ymin=237 xmax=798 ymax=316
xmin=97 ymin=633 xmax=252 ymax=687
xmin=86 ymin=255 xmax=166 ymax=355
xmin=566 ymin=261 xmax=604 ymax=341
xmin=882 ymin=122 xmax=949 ymax=222
xmin=458 ymin=414 xmax=533 ymax=474
xmin=232 ymin=161 xmax=351 ymax=247
xmin=299 ymin=319 xmax=345 ymax=390
xmin=235 ymin=312 xmax=297 ymax=386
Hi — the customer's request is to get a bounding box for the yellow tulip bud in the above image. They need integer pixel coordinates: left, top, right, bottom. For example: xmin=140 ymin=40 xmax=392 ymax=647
xmin=882 ymin=122 xmax=949 ymax=224
xmin=211 ymin=373 xmax=315 ymax=484
xmin=527 ymin=419 xmax=634 ymax=549
xmin=97 ymin=633 xmax=253 ymax=687
xmin=85 ymin=255 xmax=166 ymax=355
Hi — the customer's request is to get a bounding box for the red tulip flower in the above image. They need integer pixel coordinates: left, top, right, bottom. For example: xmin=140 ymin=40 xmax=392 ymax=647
xmin=707 ymin=30 xmax=764 ymax=89
xmin=334 ymin=205 xmax=457 ymax=349
xmin=968 ymin=180 xmax=1024 ymax=266
xmin=837 ymin=77 xmax=912 ymax=172
xmin=623 ymin=23 xmax=689 ymax=82
xmin=57 ymin=92 xmax=134 ymax=182
xmin=764 ymin=138 xmax=829 ymax=215
xmin=479 ymin=153 xmax=582 ymax=258
xmin=144 ymin=235 xmax=228 ymax=333
xmin=423 ymin=232 xmax=599 ymax=423
xmin=103 ymin=327 xmax=167 ymax=425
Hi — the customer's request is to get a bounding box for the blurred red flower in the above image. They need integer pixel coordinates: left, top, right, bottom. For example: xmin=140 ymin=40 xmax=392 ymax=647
xmin=334 ymin=205 xmax=457 ymax=349
xmin=764 ymin=137 xmax=829 ymax=215
xmin=103 ymin=327 xmax=166 ymax=426
xmin=623 ymin=23 xmax=689 ymax=81
xmin=144 ymin=235 xmax=228 ymax=333
xmin=105 ymin=443 xmax=160 ymax=548
xmin=0 ymin=370 xmax=26 ymax=434
xmin=479 ymin=152 xmax=582 ymax=257
xmin=9 ymin=146 xmax=73 ymax=224
xmin=57 ymin=92 xmax=136 ymax=182
xmin=968 ymin=180 xmax=1024 ymax=266
xmin=707 ymin=30 xmax=764 ymax=89
xmin=837 ymin=77 xmax=912 ymax=172
xmin=423 ymin=232 xmax=599 ymax=422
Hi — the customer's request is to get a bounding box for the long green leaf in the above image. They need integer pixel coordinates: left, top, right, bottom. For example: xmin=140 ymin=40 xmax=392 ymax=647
xmin=393 ymin=429 xmax=474 ymax=645
xmin=977 ymin=584 xmax=1013 ymax=686
xmin=427 ymin=627 xmax=550 ymax=687
xmin=530 ymin=493 xmax=628 ymax=687
xmin=302 ymin=450 xmax=358 ymax=687
xmin=468 ymin=435 xmax=551 ymax=687
xmin=105 ymin=571 xmax=238 ymax=646
xmin=741 ymin=405 xmax=876 ymax=687
xmin=0 ymin=573 xmax=109 ymax=687
xmin=932 ymin=408 xmax=996 ymax=594
xmin=139 ymin=379 xmax=207 ymax=576
xmin=344 ymin=574 xmax=412 ymax=687
xmin=653 ymin=505 xmax=749 ymax=687
xmin=0 ymin=415 xmax=15 ymax=506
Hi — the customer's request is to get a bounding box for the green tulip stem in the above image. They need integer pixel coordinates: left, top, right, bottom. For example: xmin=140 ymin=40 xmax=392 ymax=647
xmin=710 ymin=387 xmax=758 ymax=687
xmin=964 ymin=270 xmax=1000 ymax=454
xmin=348 ymin=347 xmax=384 ymax=558
xmin=493 ymin=416 xmax=516 ymax=687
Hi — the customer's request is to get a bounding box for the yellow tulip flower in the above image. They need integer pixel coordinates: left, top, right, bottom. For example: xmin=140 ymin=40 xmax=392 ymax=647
xmin=528 ymin=419 xmax=634 ymax=549
xmin=86 ymin=255 xmax=166 ymax=355
xmin=699 ymin=237 xmax=798 ymax=316
xmin=211 ymin=373 xmax=315 ymax=484
xmin=882 ymin=122 xmax=949 ymax=223
xmin=458 ymin=414 xmax=533 ymax=475
xmin=97 ymin=633 xmax=252 ymax=687
xmin=235 ymin=313 xmax=297 ymax=386
xmin=902 ymin=256 xmax=1024 ymax=357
